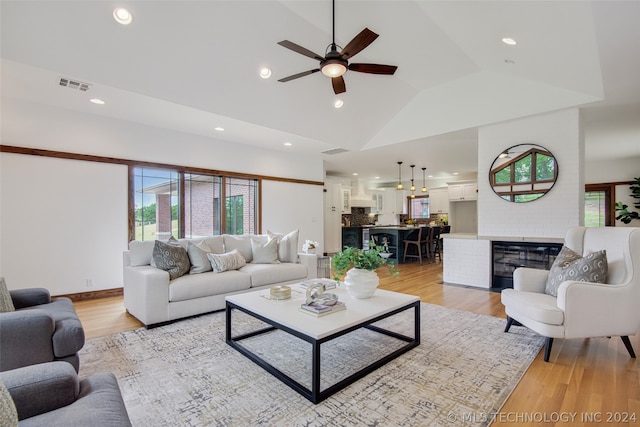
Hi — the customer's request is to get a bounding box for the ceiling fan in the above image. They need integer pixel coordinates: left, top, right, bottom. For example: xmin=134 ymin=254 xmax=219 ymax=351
xmin=276 ymin=0 xmax=397 ymax=94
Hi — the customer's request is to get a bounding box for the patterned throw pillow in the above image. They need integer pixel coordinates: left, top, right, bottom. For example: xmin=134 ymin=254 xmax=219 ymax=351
xmin=0 ymin=277 xmax=15 ymax=313
xmin=0 ymin=379 xmax=18 ymax=427
xmin=251 ymin=237 xmax=280 ymax=264
xmin=152 ymin=237 xmax=191 ymax=280
xmin=545 ymin=246 xmax=608 ymax=297
xmin=207 ymin=250 xmax=246 ymax=273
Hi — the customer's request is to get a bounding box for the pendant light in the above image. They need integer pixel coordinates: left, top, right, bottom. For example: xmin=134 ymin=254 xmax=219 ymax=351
xmin=396 ymin=162 xmax=403 ymax=190
xmin=410 ymin=165 xmax=416 ymax=198
xmin=421 ymin=167 xmax=427 ymax=193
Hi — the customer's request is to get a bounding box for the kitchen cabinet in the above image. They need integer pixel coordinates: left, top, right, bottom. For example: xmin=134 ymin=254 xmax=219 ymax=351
xmin=448 ymin=182 xmax=477 ymax=201
xmin=382 ymin=188 xmax=408 ymax=215
xmin=341 ymin=188 xmax=351 ymax=214
xmin=429 ymin=187 xmax=449 ymax=213
xmin=370 ymin=191 xmax=384 ymax=214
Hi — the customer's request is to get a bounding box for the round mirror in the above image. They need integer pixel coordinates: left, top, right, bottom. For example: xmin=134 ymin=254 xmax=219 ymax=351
xmin=489 ymin=144 xmax=558 ymax=202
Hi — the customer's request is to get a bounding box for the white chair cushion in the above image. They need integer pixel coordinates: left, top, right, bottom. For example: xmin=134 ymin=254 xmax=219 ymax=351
xmin=501 ymin=288 xmax=564 ymax=326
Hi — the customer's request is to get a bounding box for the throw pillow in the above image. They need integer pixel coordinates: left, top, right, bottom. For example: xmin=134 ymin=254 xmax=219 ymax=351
xmin=0 ymin=379 xmax=18 ymax=427
xmin=268 ymin=229 xmax=299 ymax=263
xmin=545 ymin=246 xmax=608 ymax=297
xmin=251 ymin=237 xmax=280 ymax=264
xmin=207 ymin=249 xmax=247 ymax=273
xmin=223 ymin=235 xmax=256 ymax=263
xmin=152 ymin=237 xmax=191 ymax=280
xmin=187 ymin=240 xmax=213 ymax=274
xmin=0 ymin=277 xmax=15 ymax=313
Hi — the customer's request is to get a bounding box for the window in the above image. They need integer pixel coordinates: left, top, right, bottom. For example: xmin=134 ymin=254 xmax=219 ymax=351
xmin=409 ymin=196 xmax=430 ymax=219
xmin=131 ymin=167 xmax=258 ymax=241
xmin=134 ymin=168 xmax=180 ymax=241
xmin=585 ymin=183 xmax=615 ymax=226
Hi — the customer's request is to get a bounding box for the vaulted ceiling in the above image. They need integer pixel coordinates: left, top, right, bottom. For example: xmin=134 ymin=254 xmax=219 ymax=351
xmin=2 ymin=1 xmax=639 ymax=184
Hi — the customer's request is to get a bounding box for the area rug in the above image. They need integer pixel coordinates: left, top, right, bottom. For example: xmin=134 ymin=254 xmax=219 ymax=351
xmin=79 ymin=303 xmax=543 ymax=427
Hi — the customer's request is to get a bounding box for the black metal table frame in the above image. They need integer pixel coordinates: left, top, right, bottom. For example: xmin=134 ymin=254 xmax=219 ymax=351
xmin=225 ymin=299 xmax=420 ymax=404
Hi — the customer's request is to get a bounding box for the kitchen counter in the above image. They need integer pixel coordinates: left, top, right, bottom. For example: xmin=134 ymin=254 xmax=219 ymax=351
xmin=442 ymin=233 xmax=563 ymax=244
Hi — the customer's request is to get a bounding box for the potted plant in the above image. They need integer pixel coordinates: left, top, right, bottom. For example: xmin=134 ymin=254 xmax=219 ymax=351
xmin=332 ymin=242 xmax=398 ymax=298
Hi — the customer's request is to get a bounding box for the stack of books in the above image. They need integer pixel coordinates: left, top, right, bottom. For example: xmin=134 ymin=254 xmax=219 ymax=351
xmin=299 ymin=301 xmax=346 ymax=317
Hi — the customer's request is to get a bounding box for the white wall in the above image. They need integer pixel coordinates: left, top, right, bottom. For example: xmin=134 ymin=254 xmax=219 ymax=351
xmin=261 ymin=180 xmax=324 ymax=253
xmin=0 ymin=101 xmax=324 ymax=295
xmin=478 ymin=109 xmax=584 ymax=239
xmin=1 ymin=153 xmax=128 ymax=294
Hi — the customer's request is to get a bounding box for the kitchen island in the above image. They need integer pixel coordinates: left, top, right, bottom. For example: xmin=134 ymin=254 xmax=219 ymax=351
xmin=369 ymin=227 xmax=421 ymax=264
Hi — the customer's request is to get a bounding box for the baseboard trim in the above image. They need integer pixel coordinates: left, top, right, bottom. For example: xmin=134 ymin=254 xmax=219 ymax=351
xmin=55 ymin=287 xmax=123 ymax=302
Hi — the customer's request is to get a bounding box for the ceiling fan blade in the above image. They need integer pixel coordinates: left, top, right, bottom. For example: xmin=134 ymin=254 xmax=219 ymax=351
xmin=349 ymin=63 xmax=398 ymax=75
xmin=278 ymin=69 xmax=321 ymax=82
xmin=332 ymin=76 xmax=346 ymax=94
xmin=339 ymin=28 xmax=379 ymax=60
xmin=277 ymin=40 xmax=325 ymax=61
xmin=278 ymin=68 xmax=320 ymax=83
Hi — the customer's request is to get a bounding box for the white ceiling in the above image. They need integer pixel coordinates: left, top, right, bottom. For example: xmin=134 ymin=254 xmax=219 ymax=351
xmin=1 ymin=1 xmax=639 ymax=185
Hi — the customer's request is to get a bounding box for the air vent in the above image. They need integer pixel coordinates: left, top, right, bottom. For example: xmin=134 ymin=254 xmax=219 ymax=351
xmin=59 ymin=78 xmax=91 ymax=92
xmin=322 ymin=148 xmax=349 ymax=155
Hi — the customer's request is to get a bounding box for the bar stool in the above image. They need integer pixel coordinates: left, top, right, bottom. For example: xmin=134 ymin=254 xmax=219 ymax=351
xmin=402 ymin=228 xmax=423 ymax=264
xmin=430 ymin=226 xmax=442 ymax=262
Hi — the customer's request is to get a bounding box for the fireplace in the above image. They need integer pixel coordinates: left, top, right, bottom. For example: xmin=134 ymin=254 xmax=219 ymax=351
xmin=492 ymin=241 xmax=563 ymax=289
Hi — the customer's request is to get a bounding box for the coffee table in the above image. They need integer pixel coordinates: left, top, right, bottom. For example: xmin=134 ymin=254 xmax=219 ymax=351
xmin=225 ymin=286 xmax=420 ymax=403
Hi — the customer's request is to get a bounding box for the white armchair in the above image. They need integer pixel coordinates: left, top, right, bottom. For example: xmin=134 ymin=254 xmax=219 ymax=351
xmin=501 ymin=226 xmax=640 ymax=362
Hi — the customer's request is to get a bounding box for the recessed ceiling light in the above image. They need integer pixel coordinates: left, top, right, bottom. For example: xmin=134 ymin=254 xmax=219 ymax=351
xmin=214 ymin=127 xmax=224 ymax=132
xmin=428 ymin=175 xmax=433 ymax=178
xmin=259 ymin=68 xmax=272 ymax=79
xmin=453 ymin=172 xmax=459 ymax=175
xmin=113 ymin=8 xmax=133 ymax=25
xmin=502 ymin=37 xmax=517 ymax=46
xmin=334 ymin=99 xmax=344 ymax=109
xmin=375 ymin=176 xmax=380 ymax=179
xmin=352 ymin=173 xmax=358 ymax=176
xmin=89 ymin=98 xmax=105 ymax=105
xmin=283 ymin=142 xmax=292 ymax=147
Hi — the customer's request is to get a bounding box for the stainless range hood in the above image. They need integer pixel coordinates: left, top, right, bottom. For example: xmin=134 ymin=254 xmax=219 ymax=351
xmin=350 ymin=179 xmax=373 ymax=208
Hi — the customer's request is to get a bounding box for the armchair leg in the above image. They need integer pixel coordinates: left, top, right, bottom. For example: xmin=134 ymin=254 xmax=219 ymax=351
xmin=544 ymin=337 xmax=554 ymax=362
xmin=621 ymin=336 xmax=636 ymax=358
xmin=504 ymin=316 xmax=514 ymax=332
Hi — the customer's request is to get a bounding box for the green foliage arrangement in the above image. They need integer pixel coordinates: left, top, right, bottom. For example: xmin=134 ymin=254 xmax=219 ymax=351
xmin=332 ymin=242 xmax=398 ymax=280
xmin=615 ymin=177 xmax=640 ymax=224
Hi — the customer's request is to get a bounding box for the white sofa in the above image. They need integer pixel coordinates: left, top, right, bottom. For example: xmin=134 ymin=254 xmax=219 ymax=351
xmin=123 ymin=233 xmax=317 ymax=327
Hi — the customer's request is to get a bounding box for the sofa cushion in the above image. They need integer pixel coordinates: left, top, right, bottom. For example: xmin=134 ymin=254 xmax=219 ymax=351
xmin=187 ymin=240 xmax=213 ymax=274
xmin=251 ymin=238 xmax=280 ymax=264
xmin=545 ymin=246 xmax=608 ymax=297
xmin=153 ymin=238 xmax=191 ymax=280
xmin=240 ymin=263 xmax=308 ymax=288
xmin=268 ymin=230 xmax=299 ymax=263
xmin=501 ymin=289 xmax=564 ymax=326
xmin=207 ymin=250 xmax=246 ymax=273
xmin=128 ymin=241 xmax=156 ymax=267
xmin=169 ymin=270 xmax=251 ymax=302
xmin=0 ymin=277 xmax=15 ymax=313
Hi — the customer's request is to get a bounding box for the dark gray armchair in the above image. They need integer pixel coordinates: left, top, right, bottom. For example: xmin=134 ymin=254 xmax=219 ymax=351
xmin=0 ymin=287 xmax=85 ymax=373
xmin=1 ymin=361 xmax=132 ymax=427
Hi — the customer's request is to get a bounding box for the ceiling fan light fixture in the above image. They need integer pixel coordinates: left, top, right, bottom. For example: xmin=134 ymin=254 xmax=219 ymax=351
xmin=321 ymin=60 xmax=347 ymax=78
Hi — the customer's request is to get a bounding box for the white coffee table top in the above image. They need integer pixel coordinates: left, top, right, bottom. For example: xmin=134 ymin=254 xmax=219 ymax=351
xmin=226 ymin=285 xmax=419 ymax=340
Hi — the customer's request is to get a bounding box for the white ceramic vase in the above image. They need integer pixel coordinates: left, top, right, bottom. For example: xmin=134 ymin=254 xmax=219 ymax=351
xmin=344 ymin=268 xmax=379 ymax=299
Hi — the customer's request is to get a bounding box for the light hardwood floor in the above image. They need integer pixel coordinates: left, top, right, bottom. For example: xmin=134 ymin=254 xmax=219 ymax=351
xmin=74 ymin=261 xmax=640 ymax=427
